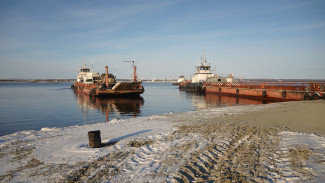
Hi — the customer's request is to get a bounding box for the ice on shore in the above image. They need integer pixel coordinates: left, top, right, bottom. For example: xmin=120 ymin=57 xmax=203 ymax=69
xmin=1 ymin=116 xmax=172 ymax=164
xmin=0 ymin=105 xmax=263 ymax=164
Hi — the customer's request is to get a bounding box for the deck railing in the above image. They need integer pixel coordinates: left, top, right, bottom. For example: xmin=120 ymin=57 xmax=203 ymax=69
xmin=205 ymin=81 xmax=325 ymax=92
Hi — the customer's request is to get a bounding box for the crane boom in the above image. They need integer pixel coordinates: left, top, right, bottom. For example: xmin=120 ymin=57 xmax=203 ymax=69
xmin=124 ymin=61 xmax=137 ymax=82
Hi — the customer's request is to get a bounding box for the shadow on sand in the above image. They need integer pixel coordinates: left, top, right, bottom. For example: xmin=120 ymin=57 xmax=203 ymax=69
xmin=101 ymin=129 xmax=151 ymax=147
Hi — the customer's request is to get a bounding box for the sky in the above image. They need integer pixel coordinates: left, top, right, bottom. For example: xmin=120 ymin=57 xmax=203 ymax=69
xmin=0 ymin=0 xmax=324 ymax=80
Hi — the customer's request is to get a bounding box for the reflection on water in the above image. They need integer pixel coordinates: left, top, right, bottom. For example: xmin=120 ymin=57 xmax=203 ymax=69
xmin=74 ymin=92 xmax=144 ymax=122
xmin=74 ymin=88 xmax=274 ymax=123
xmin=204 ymin=93 xmax=272 ymax=107
xmin=0 ymin=82 xmax=279 ymax=136
xmin=178 ymin=90 xmax=274 ymax=111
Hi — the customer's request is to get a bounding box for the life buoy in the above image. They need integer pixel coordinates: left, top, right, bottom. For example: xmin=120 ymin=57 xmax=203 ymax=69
xmin=312 ymin=84 xmax=316 ymax=90
xmin=261 ymin=84 xmax=265 ymax=89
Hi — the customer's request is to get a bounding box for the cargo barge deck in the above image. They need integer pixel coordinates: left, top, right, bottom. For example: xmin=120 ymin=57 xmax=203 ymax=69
xmin=204 ymin=81 xmax=325 ymax=101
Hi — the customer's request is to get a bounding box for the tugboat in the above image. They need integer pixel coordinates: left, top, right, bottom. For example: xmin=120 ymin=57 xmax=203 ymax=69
xmin=173 ymin=75 xmax=186 ymax=85
xmin=179 ymin=53 xmax=215 ymax=92
xmin=71 ymin=61 xmax=144 ymax=97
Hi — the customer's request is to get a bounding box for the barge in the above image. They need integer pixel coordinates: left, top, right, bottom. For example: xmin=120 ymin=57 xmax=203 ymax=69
xmin=71 ymin=62 xmax=144 ymax=97
xmin=204 ymin=80 xmax=325 ymax=101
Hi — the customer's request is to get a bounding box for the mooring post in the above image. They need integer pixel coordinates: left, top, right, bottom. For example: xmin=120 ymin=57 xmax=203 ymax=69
xmin=88 ymin=130 xmax=101 ymax=148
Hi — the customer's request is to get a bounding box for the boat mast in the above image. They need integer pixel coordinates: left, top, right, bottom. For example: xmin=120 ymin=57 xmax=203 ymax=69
xmin=201 ymin=51 xmax=207 ymax=65
xmin=91 ymin=57 xmax=94 ymax=72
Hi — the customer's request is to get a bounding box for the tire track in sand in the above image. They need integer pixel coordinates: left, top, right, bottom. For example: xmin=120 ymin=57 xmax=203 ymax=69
xmin=60 ymin=117 xmax=319 ymax=182
xmin=172 ymin=125 xmax=314 ymax=182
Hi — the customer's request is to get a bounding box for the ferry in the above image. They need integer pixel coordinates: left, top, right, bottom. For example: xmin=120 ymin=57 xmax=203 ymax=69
xmin=71 ymin=62 xmax=144 ymax=97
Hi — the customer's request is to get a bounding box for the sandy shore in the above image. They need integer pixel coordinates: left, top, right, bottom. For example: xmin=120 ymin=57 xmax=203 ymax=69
xmin=223 ymin=100 xmax=325 ymax=136
xmin=167 ymin=100 xmax=325 ymax=182
xmin=0 ymin=100 xmax=324 ymax=182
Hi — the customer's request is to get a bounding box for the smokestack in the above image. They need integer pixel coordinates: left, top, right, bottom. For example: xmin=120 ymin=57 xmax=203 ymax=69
xmin=105 ymin=66 xmax=108 ymax=87
xmin=133 ymin=66 xmax=137 ymax=82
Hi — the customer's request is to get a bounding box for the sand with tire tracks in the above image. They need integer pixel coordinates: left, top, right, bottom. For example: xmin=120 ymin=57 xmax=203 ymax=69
xmin=0 ymin=100 xmax=324 ymax=182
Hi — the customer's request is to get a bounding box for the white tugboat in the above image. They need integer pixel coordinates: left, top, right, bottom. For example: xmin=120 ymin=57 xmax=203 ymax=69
xmin=179 ymin=52 xmax=215 ymax=92
xmin=173 ymin=75 xmax=186 ymax=85
xmin=191 ymin=53 xmax=215 ymax=83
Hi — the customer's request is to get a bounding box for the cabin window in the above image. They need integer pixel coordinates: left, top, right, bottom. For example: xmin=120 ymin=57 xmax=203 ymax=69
xmin=218 ymin=79 xmax=221 ymax=81
xmin=86 ymin=79 xmax=93 ymax=82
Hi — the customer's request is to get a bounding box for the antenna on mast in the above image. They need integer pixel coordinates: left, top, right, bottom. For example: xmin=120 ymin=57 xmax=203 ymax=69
xmin=91 ymin=57 xmax=94 ymax=72
xmin=201 ymin=51 xmax=207 ymax=65
xmin=114 ymin=64 xmax=117 ymax=78
xmin=82 ymin=56 xmax=87 ymax=66
xmin=124 ymin=61 xmax=137 ymax=82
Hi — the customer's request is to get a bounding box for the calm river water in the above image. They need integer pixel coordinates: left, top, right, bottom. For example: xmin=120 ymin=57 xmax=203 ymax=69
xmin=0 ymin=82 xmax=269 ymax=136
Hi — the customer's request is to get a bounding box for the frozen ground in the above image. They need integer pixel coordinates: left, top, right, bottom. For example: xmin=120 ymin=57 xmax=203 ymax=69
xmin=0 ymin=101 xmax=324 ymax=182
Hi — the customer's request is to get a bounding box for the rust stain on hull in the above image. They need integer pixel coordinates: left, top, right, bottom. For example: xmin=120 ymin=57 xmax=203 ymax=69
xmin=204 ymin=82 xmax=325 ymax=101
xmin=73 ymin=81 xmax=144 ymax=97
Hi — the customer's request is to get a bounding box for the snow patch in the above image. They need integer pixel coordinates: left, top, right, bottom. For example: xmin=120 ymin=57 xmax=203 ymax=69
xmin=40 ymin=127 xmax=58 ymax=132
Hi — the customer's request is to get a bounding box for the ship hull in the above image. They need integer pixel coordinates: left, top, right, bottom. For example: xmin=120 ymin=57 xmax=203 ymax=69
xmin=179 ymin=82 xmax=205 ymax=93
xmin=72 ymin=81 xmax=144 ymax=97
xmin=204 ymin=82 xmax=325 ymax=101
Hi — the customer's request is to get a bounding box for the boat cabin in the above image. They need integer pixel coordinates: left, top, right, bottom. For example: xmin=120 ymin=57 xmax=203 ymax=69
xmin=206 ymin=76 xmax=233 ymax=83
xmin=80 ymin=68 xmax=90 ymax=72
xmin=76 ymin=64 xmax=100 ymax=84
xmin=192 ymin=54 xmax=214 ymax=83
xmin=177 ymin=75 xmax=185 ymax=83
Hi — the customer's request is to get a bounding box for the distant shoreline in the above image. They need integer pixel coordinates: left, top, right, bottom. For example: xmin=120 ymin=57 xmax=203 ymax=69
xmin=0 ymin=79 xmax=75 ymax=83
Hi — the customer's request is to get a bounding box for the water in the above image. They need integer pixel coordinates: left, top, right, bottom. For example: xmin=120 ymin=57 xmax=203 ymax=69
xmin=0 ymin=82 xmax=269 ymax=136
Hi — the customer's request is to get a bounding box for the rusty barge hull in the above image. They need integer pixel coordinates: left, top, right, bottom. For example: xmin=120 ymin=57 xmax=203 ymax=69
xmin=72 ymin=81 xmax=144 ymax=97
xmin=204 ymin=82 xmax=325 ymax=101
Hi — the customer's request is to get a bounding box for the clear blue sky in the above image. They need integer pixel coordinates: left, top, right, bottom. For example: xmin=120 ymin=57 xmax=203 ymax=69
xmin=0 ymin=0 xmax=324 ymax=79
